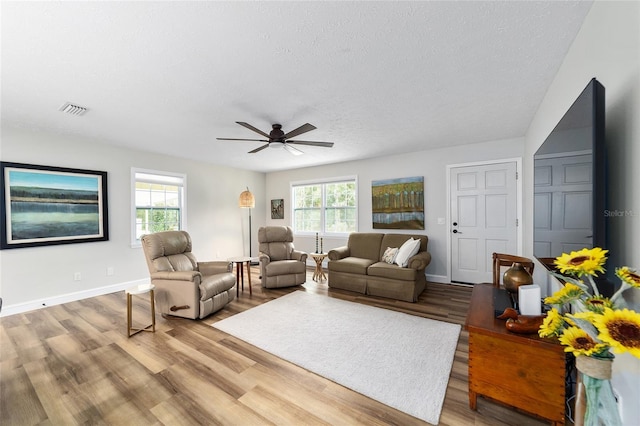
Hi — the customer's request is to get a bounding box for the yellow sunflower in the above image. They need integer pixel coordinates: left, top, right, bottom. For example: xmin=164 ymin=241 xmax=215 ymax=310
xmin=593 ymin=308 xmax=640 ymax=358
xmin=584 ymin=295 xmax=615 ymax=314
xmin=539 ymin=308 xmax=565 ymax=338
xmin=559 ymin=326 xmax=608 ymax=357
xmin=616 ymin=267 xmax=640 ymax=289
xmin=554 ymin=247 xmax=608 ymax=277
xmin=544 ymin=283 xmax=584 ymax=305
xmin=569 ymin=310 xmax=600 ymax=323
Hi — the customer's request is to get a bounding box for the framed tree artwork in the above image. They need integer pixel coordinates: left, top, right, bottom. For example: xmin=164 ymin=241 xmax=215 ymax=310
xmin=271 ymin=199 xmax=284 ymax=219
xmin=1 ymin=161 xmax=109 ymax=249
xmin=372 ymin=176 xmax=424 ymax=229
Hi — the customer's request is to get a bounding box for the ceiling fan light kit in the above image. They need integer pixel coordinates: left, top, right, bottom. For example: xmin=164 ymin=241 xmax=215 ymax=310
xmin=217 ymin=122 xmax=335 ymax=155
xmin=283 ymin=144 xmax=303 ymax=156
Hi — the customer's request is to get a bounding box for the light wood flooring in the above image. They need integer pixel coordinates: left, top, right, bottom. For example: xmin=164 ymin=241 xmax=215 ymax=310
xmin=1 ymin=269 xmax=555 ymax=425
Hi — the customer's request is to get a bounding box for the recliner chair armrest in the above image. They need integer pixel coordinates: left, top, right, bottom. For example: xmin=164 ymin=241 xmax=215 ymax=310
xmin=151 ymin=271 xmax=201 ymax=281
xmin=291 ymin=250 xmax=307 ymax=262
xmin=198 ymin=261 xmax=232 ymax=275
xmin=328 ymin=246 xmax=349 ymax=261
xmin=259 ymin=253 xmax=271 ymax=265
xmin=407 ymin=251 xmax=432 ymax=271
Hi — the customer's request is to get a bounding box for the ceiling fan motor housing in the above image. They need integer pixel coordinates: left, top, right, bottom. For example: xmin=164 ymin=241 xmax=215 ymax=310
xmin=270 ymin=124 xmax=285 ymax=141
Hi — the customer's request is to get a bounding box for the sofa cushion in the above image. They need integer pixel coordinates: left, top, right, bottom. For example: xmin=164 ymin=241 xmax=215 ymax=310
xmin=381 ymin=247 xmax=399 ymax=264
xmin=348 ymin=233 xmax=384 ymax=261
xmin=265 ymin=259 xmax=307 ymax=276
xmin=368 ymin=262 xmax=417 ymax=281
xmin=328 ymin=257 xmax=377 ymax=275
xmin=394 ymin=238 xmax=421 ymax=267
xmin=379 ymin=234 xmax=428 ymax=259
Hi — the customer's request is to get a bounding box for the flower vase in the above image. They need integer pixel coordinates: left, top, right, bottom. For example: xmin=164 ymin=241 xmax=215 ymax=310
xmin=574 ymin=354 xmax=622 ymax=426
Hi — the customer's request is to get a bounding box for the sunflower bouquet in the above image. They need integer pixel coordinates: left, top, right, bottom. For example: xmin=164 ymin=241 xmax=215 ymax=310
xmin=538 ymin=247 xmax=640 ymax=358
xmin=538 ymin=247 xmax=640 ymax=426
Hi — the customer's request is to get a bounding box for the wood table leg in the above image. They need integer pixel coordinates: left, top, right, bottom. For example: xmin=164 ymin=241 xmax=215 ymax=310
xmin=469 ymin=390 xmax=478 ymax=410
xmin=246 ymin=261 xmax=252 ymax=295
xmin=127 ymin=293 xmax=133 ymax=337
xmin=150 ymin=289 xmax=156 ymax=332
xmin=235 ymin=262 xmax=240 ymax=297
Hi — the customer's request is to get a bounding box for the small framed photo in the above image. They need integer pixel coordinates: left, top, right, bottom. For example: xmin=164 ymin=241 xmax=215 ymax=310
xmin=1 ymin=161 xmax=109 ymax=249
xmin=271 ymin=199 xmax=284 ymax=219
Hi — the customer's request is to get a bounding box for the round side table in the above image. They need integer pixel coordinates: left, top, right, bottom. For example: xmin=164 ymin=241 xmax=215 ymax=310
xmin=310 ymin=252 xmax=328 ymax=282
xmin=228 ymin=256 xmax=257 ymax=296
xmin=126 ymin=283 xmax=156 ymax=337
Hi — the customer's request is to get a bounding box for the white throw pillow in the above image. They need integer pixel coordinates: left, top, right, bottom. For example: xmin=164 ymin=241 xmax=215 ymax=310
xmin=382 ymin=247 xmax=399 ymax=264
xmin=394 ymin=238 xmax=421 ymax=268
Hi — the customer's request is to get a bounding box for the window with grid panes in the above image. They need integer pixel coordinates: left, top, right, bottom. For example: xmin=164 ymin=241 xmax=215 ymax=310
xmin=292 ymin=178 xmax=357 ymax=235
xmin=131 ymin=169 xmax=186 ymax=245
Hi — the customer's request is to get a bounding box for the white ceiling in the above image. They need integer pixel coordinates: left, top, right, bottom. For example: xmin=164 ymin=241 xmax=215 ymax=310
xmin=1 ymin=1 xmax=594 ymax=173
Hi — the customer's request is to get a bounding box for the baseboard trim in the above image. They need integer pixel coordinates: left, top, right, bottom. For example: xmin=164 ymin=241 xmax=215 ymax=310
xmin=425 ymin=274 xmax=449 ymax=284
xmin=0 ymin=278 xmax=149 ymax=317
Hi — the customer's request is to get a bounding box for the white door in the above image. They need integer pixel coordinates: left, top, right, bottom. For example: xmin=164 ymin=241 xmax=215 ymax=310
xmin=450 ymin=162 xmax=518 ymax=284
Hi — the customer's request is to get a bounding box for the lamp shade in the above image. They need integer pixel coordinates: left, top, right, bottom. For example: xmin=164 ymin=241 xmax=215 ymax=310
xmin=239 ymin=187 xmax=255 ymax=208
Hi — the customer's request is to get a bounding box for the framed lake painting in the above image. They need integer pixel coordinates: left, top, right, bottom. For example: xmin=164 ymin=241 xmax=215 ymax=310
xmin=372 ymin=176 xmax=424 ymax=230
xmin=1 ymin=162 xmax=109 ymax=249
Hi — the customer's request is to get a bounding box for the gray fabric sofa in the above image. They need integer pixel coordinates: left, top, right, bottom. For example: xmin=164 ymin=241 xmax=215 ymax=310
xmin=327 ymin=233 xmax=431 ymax=302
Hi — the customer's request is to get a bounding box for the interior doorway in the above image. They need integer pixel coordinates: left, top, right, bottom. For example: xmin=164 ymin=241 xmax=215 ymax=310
xmin=448 ymin=159 xmax=521 ymax=284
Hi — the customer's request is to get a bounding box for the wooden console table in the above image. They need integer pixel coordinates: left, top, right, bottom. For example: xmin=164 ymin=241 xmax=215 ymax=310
xmin=465 ymin=284 xmax=566 ymax=425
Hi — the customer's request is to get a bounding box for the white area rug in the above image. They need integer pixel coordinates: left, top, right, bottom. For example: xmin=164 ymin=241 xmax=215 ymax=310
xmin=212 ymin=291 xmax=461 ymax=425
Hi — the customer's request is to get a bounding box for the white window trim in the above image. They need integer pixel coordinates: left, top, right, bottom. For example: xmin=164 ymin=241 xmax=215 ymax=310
xmin=131 ymin=167 xmax=187 ymax=248
xmin=290 ymin=175 xmax=358 ymax=237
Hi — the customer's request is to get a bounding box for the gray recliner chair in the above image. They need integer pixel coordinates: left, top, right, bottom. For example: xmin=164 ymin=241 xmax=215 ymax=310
xmin=258 ymin=226 xmax=308 ymax=288
xmin=141 ymin=230 xmax=236 ymax=319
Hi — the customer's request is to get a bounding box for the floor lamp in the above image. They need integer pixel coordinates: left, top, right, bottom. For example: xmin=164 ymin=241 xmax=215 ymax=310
xmin=239 ymin=187 xmax=257 ymax=264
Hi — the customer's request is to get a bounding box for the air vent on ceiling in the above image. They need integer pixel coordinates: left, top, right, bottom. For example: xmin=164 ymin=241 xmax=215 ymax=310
xmin=59 ymin=102 xmax=88 ymax=116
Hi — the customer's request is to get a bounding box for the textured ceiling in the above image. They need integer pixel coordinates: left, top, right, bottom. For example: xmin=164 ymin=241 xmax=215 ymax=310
xmin=1 ymin=1 xmax=593 ymax=173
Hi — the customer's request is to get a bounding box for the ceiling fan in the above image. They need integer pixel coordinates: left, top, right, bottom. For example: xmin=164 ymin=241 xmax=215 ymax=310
xmin=217 ymin=122 xmax=334 ymax=156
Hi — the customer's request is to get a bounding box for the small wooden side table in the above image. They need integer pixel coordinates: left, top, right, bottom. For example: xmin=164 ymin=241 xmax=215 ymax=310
xmin=310 ymin=252 xmax=328 ymax=282
xmin=228 ymin=256 xmax=255 ymax=296
xmin=126 ymin=283 xmax=156 ymax=337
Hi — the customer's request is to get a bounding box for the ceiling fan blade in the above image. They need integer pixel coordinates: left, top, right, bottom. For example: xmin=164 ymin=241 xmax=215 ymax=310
xmin=249 ymin=144 xmax=270 ymax=154
xmin=236 ymin=121 xmax=271 ymax=138
xmin=284 ymin=123 xmax=316 ymax=140
xmin=283 ymin=143 xmax=304 ymax=156
xmin=216 ymin=137 xmax=269 ymax=142
xmin=286 ymin=140 xmax=334 ymax=148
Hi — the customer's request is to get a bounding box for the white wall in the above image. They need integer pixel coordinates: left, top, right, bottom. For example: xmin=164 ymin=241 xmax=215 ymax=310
xmin=523 ymin=2 xmax=640 ymax=422
xmin=266 ymin=137 xmax=525 ymax=282
xmin=525 ymin=1 xmax=639 ymax=303
xmin=0 ymin=126 xmax=265 ymax=314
